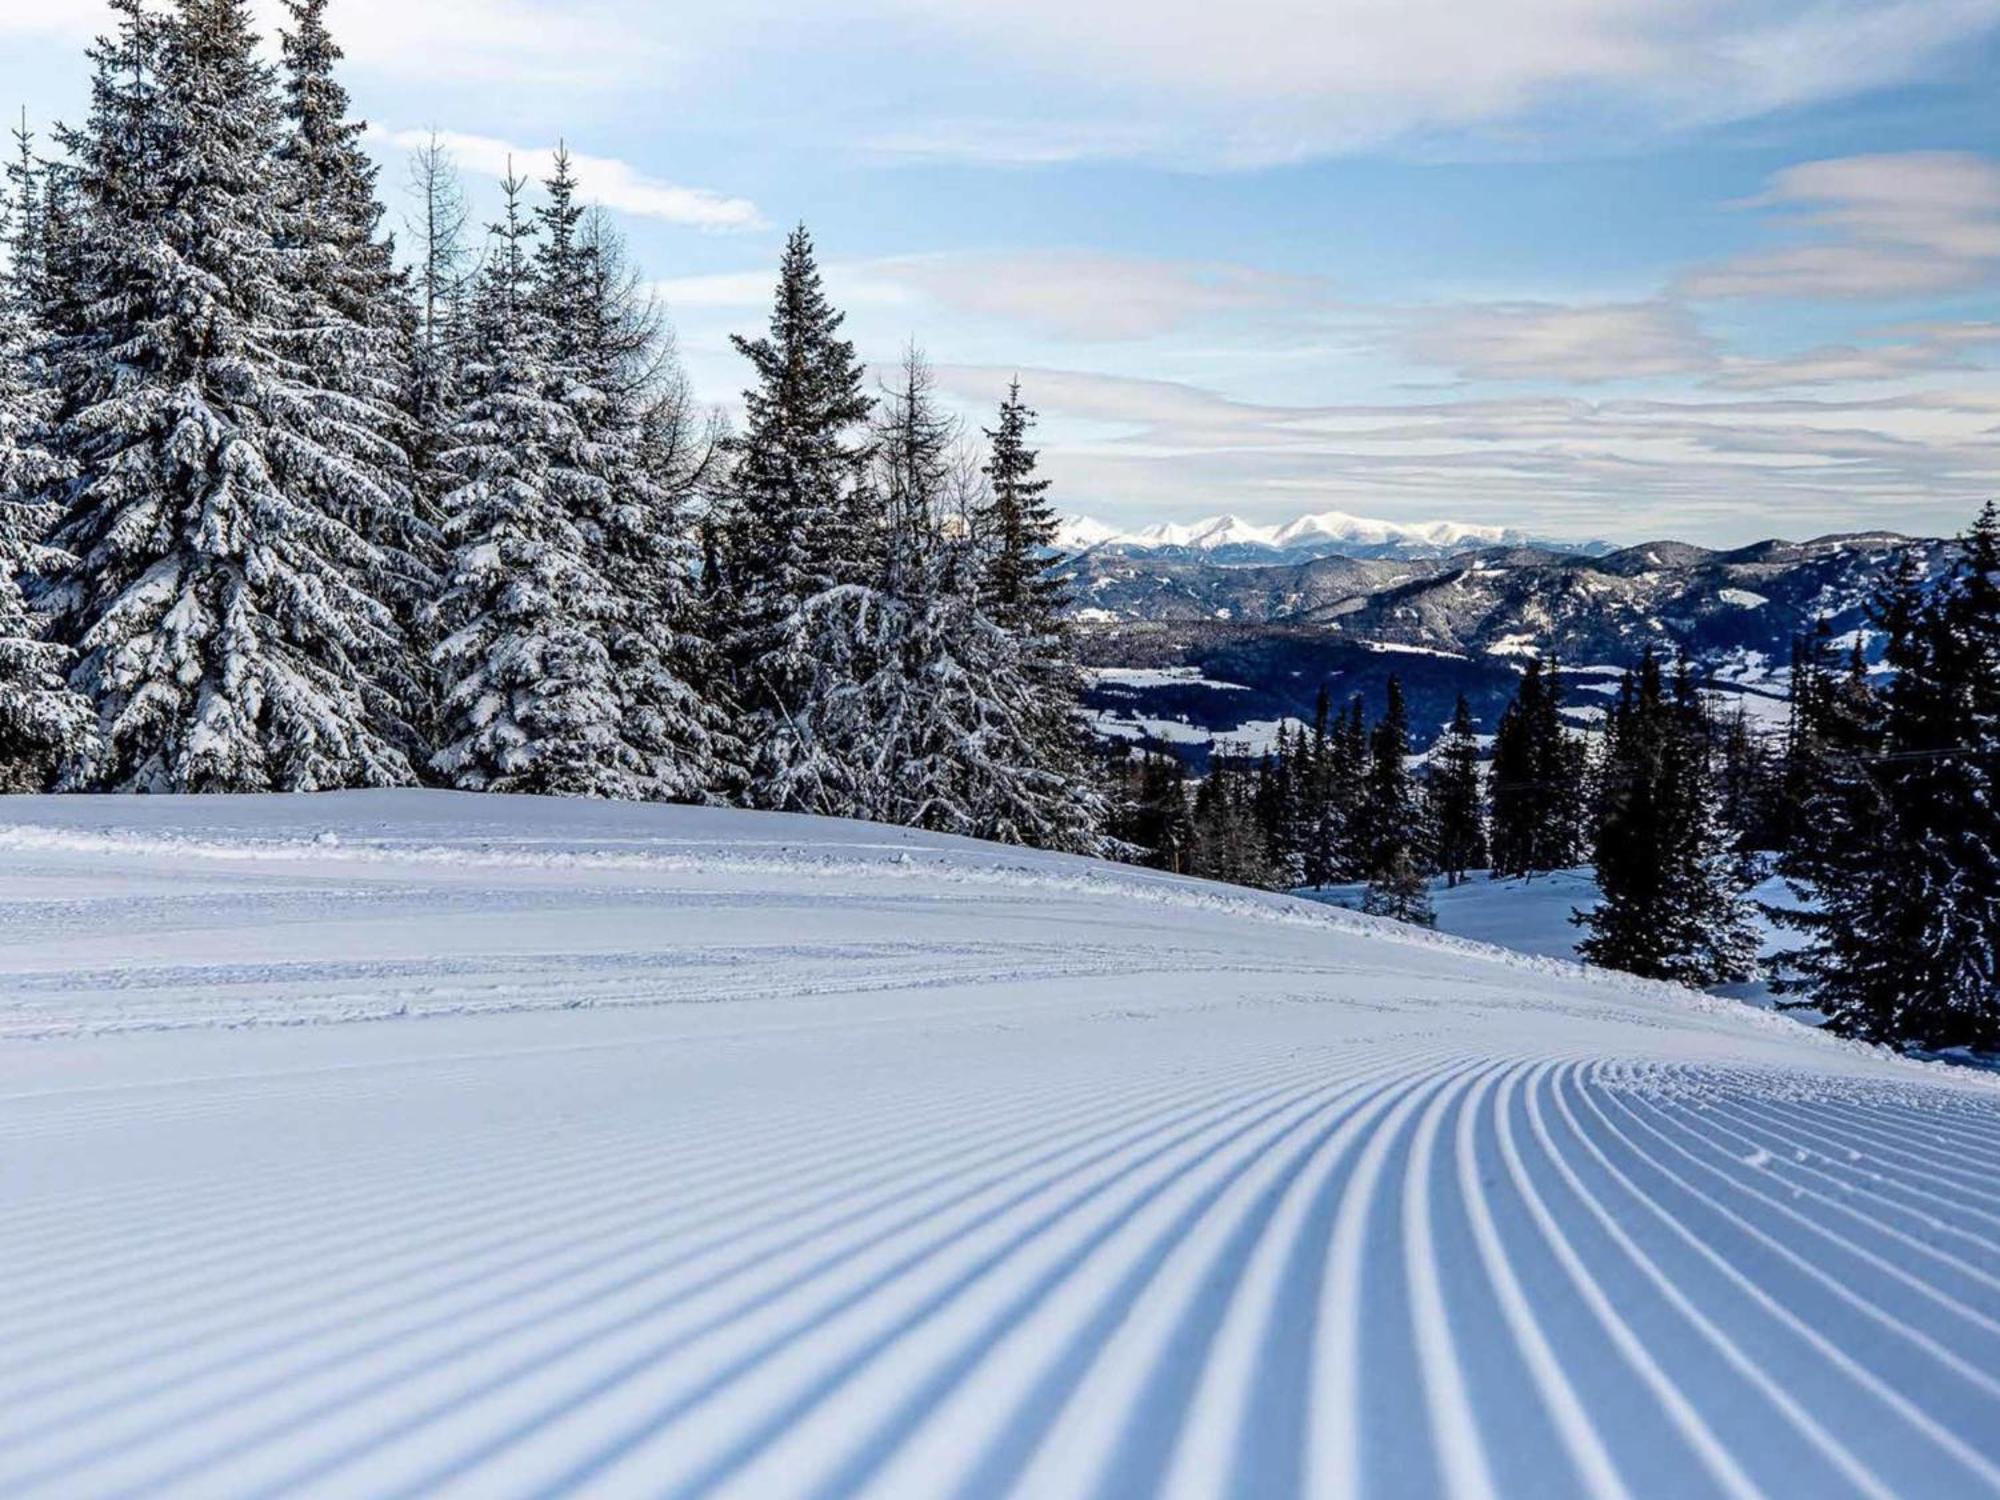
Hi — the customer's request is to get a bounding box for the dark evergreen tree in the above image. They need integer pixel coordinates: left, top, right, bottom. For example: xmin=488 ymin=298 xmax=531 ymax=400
xmin=1106 ymin=747 xmax=1194 ymax=875
xmin=1429 ymin=694 xmax=1488 ymax=885
xmin=1577 ymin=651 xmax=1758 ymax=985
xmin=1361 ymin=678 xmax=1435 ymax=925
xmin=1489 ymin=657 xmax=1587 ymax=878
xmin=1780 ymin=519 xmax=1999 ymax=1049
xmin=1189 ymin=749 xmax=1281 ymax=889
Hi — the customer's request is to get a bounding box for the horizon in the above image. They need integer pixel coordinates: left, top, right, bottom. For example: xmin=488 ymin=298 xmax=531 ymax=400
xmin=5 ymin=0 xmax=1997 ymax=547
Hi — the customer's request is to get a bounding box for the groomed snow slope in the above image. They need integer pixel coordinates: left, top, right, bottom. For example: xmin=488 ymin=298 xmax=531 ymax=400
xmin=1 ymin=792 xmax=1997 ymax=1499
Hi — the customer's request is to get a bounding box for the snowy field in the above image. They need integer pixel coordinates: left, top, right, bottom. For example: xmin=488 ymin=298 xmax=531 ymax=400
xmin=1 ymin=793 xmax=1998 ymax=1498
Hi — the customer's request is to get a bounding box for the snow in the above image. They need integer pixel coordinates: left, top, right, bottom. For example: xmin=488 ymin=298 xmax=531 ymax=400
xmin=1055 ymin=510 xmax=1525 ymax=555
xmin=2 ymin=792 xmax=1998 ymax=1499
xmin=1087 ymin=666 xmax=1250 ymax=692
xmin=1717 ymin=588 xmax=1771 ymax=610
xmin=1090 ymin=712 xmax=1307 ymax=755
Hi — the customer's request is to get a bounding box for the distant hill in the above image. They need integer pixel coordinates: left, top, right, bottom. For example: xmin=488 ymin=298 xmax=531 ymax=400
xmin=1068 ymin=529 xmax=1956 ymax=759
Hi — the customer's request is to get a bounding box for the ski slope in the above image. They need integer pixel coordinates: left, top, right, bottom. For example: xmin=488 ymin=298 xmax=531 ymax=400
xmin=1 ymin=792 xmax=1997 ymax=1499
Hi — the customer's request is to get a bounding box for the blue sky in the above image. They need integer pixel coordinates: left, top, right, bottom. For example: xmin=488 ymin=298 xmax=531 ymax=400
xmin=4 ymin=0 xmax=1997 ymax=544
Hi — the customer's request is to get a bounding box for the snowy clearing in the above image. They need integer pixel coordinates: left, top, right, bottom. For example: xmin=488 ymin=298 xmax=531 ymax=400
xmin=1 ymin=793 xmax=1998 ymax=1499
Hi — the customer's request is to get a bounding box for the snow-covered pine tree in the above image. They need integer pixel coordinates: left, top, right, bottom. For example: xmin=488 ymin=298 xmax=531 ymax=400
xmin=1576 ymin=651 xmax=1757 ymax=985
xmin=967 ymin=377 xmax=1102 ymax=851
xmin=1361 ymin=678 xmax=1435 ymax=926
xmin=716 ymin=226 xmax=879 ymax=815
xmin=0 ymin=133 xmax=94 ymax=789
xmin=430 ymin=170 xmax=630 ymax=796
xmin=1429 ymin=694 xmax=1488 ymax=885
xmin=564 ymin=200 xmax=733 ymax=800
xmin=516 ymin=159 xmax=736 ymax=804
xmin=272 ymin=0 xmax=432 ymax=758
xmin=35 ymin=0 xmax=416 ymax=792
xmin=402 ymin=133 xmax=473 ymax=541
xmin=847 ymin=349 xmax=1094 ymax=848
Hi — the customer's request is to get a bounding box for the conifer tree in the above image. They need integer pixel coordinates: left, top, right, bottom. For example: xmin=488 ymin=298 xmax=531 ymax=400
xmin=1361 ymin=678 xmax=1435 ymax=925
xmin=1490 ymin=657 xmax=1587 ymax=877
xmin=430 ymin=172 xmax=628 ymax=795
xmin=542 ymin=167 xmax=729 ymax=800
xmin=1429 ymin=695 xmax=1488 ymax=885
xmin=718 ymin=226 xmax=877 ymax=813
xmin=0 ymin=141 xmax=94 ymax=788
xmin=36 ymin=0 xmax=416 ymax=791
xmin=863 ymin=351 xmax=1100 ymax=849
xmin=1190 ymin=749 xmax=1281 ymax=889
xmin=1107 ymin=747 xmax=1194 ymax=874
xmin=1781 ymin=519 xmax=1999 ymax=1048
xmin=273 ymin=0 xmax=431 ymax=753
xmin=402 ymin=132 xmax=473 ymax=543
xmin=1577 ymin=652 xmax=1757 ymax=985
xmin=968 ymin=377 xmax=1101 ymax=850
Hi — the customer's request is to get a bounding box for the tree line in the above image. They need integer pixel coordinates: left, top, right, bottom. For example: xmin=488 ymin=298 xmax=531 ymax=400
xmin=1105 ymin=514 xmax=1999 ymax=1054
xmin=0 ymin=0 xmax=1098 ymax=852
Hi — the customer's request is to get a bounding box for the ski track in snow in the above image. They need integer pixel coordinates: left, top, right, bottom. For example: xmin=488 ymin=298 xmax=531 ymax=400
xmin=0 ymin=792 xmax=1995 ymax=1499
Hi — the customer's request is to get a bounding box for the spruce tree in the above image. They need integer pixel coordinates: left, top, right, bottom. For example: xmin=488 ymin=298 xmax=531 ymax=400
xmin=273 ymin=0 xmax=431 ymax=758
xmin=36 ymin=0 xmax=416 ymax=791
xmin=718 ymin=226 xmax=877 ymax=814
xmin=1361 ymin=678 xmax=1435 ymax=926
xmin=430 ymin=172 xmax=628 ymax=796
xmin=1490 ymin=657 xmax=1587 ymax=878
xmin=1429 ymin=695 xmax=1488 ymax=885
xmin=861 ymin=350 xmax=1100 ymax=849
xmin=0 ymin=143 xmax=94 ymax=788
xmin=543 ymin=167 xmax=730 ymax=800
xmin=1782 ymin=520 xmax=1999 ymax=1048
xmin=1577 ymin=651 xmax=1758 ymax=985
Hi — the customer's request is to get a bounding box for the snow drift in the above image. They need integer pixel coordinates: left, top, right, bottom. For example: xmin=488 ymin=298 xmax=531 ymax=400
xmin=0 ymin=792 xmax=1996 ymax=1498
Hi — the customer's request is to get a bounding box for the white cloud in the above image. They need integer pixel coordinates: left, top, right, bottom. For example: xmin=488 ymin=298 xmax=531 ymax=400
xmin=1707 ymin=322 xmax=2000 ymax=390
xmin=927 ymin=365 xmax=2000 ymax=542
xmin=879 ymin=0 xmax=2000 ymax=165
xmin=376 ymin=130 xmax=763 ymax=232
xmin=657 ymin=250 xmax=1329 ymax=342
xmin=1400 ymin=300 xmax=1714 ymax=383
xmin=1684 ymin=152 xmax=2000 ymax=301
xmin=0 ymin=0 xmax=665 ymax=84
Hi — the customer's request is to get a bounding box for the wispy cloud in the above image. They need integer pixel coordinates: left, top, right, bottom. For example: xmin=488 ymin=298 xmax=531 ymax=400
xmin=0 ymin=0 xmax=667 ymax=84
xmin=1683 ymin=152 xmax=2000 ymax=301
xmin=374 ymin=129 xmax=764 ymax=231
xmin=929 ymin=364 xmax=2000 ymax=542
xmin=657 ymin=250 xmax=1332 ymax=342
xmin=1708 ymin=321 xmax=2000 ymax=390
xmin=1399 ymin=300 xmax=1714 ymax=383
xmin=875 ymin=0 xmax=2000 ymax=166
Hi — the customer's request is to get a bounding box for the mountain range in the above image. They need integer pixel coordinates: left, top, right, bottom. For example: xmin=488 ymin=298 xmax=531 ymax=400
xmin=1056 ymin=508 xmax=1609 ymax=565
xmin=1064 ymin=524 xmax=1954 ymax=762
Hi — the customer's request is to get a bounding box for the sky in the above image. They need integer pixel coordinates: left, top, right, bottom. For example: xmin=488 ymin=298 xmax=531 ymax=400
xmin=3 ymin=0 xmax=1998 ymax=545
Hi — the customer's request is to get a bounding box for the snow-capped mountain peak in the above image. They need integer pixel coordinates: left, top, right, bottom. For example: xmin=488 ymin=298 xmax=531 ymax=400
xmin=1055 ymin=508 xmax=1572 ymax=563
